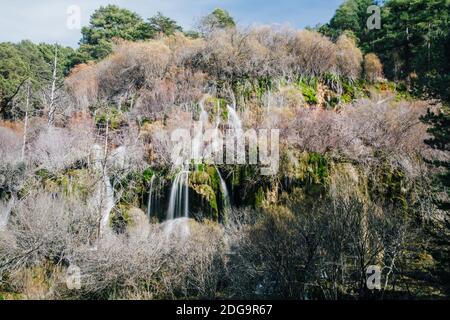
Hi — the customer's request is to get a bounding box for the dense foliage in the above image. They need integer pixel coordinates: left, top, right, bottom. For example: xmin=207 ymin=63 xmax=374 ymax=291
xmin=321 ymin=0 xmax=450 ymax=102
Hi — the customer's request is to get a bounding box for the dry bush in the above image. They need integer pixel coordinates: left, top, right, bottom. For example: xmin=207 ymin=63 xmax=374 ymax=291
xmin=143 ymin=110 xmax=193 ymax=167
xmin=277 ymin=95 xmax=429 ymax=174
xmin=65 ymin=26 xmax=367 ymax=116
xmin=289 ymin=30 xmax=336 ymax=78
xmin=55 ymin=220 xmax=225 ymax=299
xmin=108 ymin=134 xmax=147 ymax=174
xmin=162 ymin=32 xmax=205 ymax=67
xmin=200 ymin=28 xmax=337 ymax=83
xmin=199 ymin=28 xmax=245 ymax=81
xmin=225 ymin=198 xmax=414 ymax=299
xmin=335 ymin=35 xmax=363 ymax=81
xmin=0 ymin=125 xmax=22 ymax=165
xmin=249 ymin=26 xmax=295 ymax=79
xmin=340 ymin=97 xmax=429 ymax=170
xmin=28 ymin=125 xmax=94 ymax=172
xmin=0 ymin=192 xmax=98 ymax=283
xmin=0 ymin=126 xmax=26 ymax=198
xmin=364 ymin=53 xmax=384 ymax=83
xmin=65 ymin=63 xmax=99 ymax=112
xmin=133 ymin=68 xmax=205 ymax=121
xmin=97 ymin=41 xmax=171 ymax=99
xmin=1 ymin=192 xmax=226 ymax=300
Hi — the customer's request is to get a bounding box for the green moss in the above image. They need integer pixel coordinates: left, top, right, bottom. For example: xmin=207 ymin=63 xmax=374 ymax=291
xmin=187 ymin=166 xmax=225 ymax=221
xmin=190 ymin=170 xmax=211 ymax=185
xmin=204 ymin=96 xmax=228 ymax=121
xmin=94 ymin=107 xmax=126 ymax=130
xmin=368 ymin=161 xmax=408 ymax=209
xmin=110 ymin=204 xmax=132 ymax=233
xmin=190 ymin=183 xmax=219 ymax=221
xmin=255 ymin=187 xmax=265 ymax=208
xmin=33 ymin=169 xmax=93 ymax=199
xmin=142 ymin=168 xmax=154 ymax=183
xmin=282 ymin=150 xmax=329 ymax=184
xmin=206 ymin=166 xmax=220 ymax=192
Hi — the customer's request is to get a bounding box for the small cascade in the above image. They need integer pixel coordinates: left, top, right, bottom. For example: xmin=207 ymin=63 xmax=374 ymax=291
xmin=167 ymin=169 xmax=189 ymax=220
xmin=215 ymin=101 xmax=221 ymax=129
xmin=165 ymin=97 xmax=239 ymax=235
xmin=199 ymin=101 xmax=209 ymax=125
xmin=147 ymin=175 xmax=156 ymax=220
xmin=227 ymin=104 xmax=242 ymax=130
xmin=91 ymin=144 xmax=115 ymax=237
xmin=215 ymin=166 xmax=230 ymax=210
xmin=192 ymin=101 xmax=209 ymax=165
xmin=100 ymin=174 xmax=115 ymax=236
xmin=0 ymin=195 xmax=14 ymax=231
xmin=165 ymin=168 xmax=190 ymax=236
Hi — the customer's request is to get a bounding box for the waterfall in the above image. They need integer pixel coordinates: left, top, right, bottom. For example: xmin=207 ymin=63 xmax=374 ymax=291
xmin=100 ymin=174 xmax=115 ymax=236
xmin=147 ymin=175 xmax=156 ymax=220
xmin=0 ymin=195 xmax=14 ymax=231
xmin=227 ymin=104 xmax=242 ymax=130
xmin=165 ymin=169 xmax=190 ymax=237
xmin=215 ymin=101 xmax=221 ymax=129
xmin=199 ymin=101 xmax=208 ymax=125
xmin=91 ymin=144 xmax=115 ymax=237
xmin=167 ymin=169 xmax=189 ymax=220
xmin=192 ymin=101 xmax=209 ymax=165
xmin=215 ymin=166 xmax=230 ymax=210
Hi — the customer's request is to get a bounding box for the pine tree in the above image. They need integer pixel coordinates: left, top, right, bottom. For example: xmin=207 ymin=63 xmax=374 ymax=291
xmin=421 ymin=107 xmax=450 ymax=294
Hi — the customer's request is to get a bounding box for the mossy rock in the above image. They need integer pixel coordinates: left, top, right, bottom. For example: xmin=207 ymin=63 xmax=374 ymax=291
xmin=277 ymin=86 xmax=305 ymax=108
xmin=203 ymin=95 xmax=228 ymax=121
xmin=94 ymin=108 xmax=127 ymax=130
xmin=329 ymin=162 xmax=369 ymax=203
xmin=368 ymin=161 xmax=408 ymax=208
xmin=189 ymin=183 xmax=219 ymax=221
xmin=187 ymin=166 xmax=225 ymax=221
xmin=190 ymin=170 xmax=211 ymax=186
xmin=110 ymin=204 xmax=131 ymax=234
xmin=110 ymin=204 xmax=148 ymax=234
xmin=35 ymin=169 xmax=94 ymax=199
xmin=280 ymin=150 xmax=329 ymax=185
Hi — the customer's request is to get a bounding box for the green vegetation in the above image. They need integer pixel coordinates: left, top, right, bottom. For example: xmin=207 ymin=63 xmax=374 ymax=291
xmin=321 ymin=0 xmax=450 ymax=103
xmin=0 ymin=3 xmax=448 ymax=301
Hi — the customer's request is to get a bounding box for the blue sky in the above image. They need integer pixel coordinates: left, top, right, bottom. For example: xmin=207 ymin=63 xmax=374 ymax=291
xmin=0 ymin=0 xmax=344 ymax=47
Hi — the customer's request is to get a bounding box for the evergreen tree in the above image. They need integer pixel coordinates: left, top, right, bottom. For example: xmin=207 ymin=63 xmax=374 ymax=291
xmin=198 ymin=8 xmax=236 ymax=34
xmin=421 ymin=107 xmax=450 ymax=294
xmin=79 ymin=5 xmax=153 ymax=60
xmin=148 ymin=12 xmax=183 ymax=36
xmin=0 ymin=41 xmax=74 ymax=118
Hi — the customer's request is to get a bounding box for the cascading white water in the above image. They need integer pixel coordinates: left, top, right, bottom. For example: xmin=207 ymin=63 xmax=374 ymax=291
xmin=100 ymin=174 xmax=115 ymax=236
xmin=164 ymin=100 xmax=209 ymax=235
xmin=167 ymin=169 xmax=189 ymax=220
xmin=215 ymin=101 xmax=221 ymax=129
xmin=0 ymin=195 xmax=14 ymax=231
xmin=227 ymin=104 xmax=242 ymax=130
xmin=165 ymin=169 xmax=190 ymax=236
xmin=199 ymin=102 xmax=209 ymax=125
xmin=192 ymin=101 xmax=209 ymax=164
xmin=215 ymin=166 xmax=230 ymax=210
xmin=147 ymin=175 xmax=156 ymax=220
xmin=91 ymin=144 xmax=115 ymax=237
xmin=165 ymin=98 xmax=238 ymax=235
